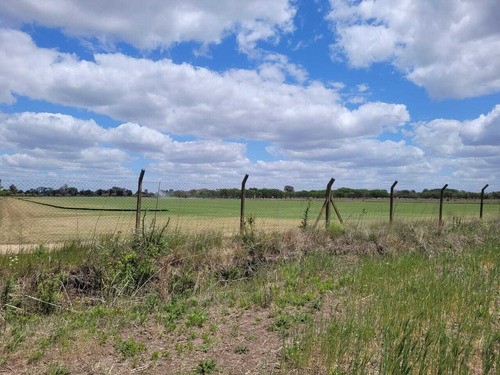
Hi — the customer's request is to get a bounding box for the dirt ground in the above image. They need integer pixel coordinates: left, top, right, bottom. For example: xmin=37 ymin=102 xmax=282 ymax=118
xmin=0 ymin=301 xmax=285 ymax=375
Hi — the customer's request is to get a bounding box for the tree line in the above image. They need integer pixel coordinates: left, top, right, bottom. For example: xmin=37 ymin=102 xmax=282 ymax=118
xmin=0 ymin=184 xmax=139 ymax=197
xmin=1 ymin=182 xmax=498 ymax=200
xmin=165 ymin=187 xmax=500 ymax=200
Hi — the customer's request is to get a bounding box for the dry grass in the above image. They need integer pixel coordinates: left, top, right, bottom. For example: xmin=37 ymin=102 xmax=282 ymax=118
xmin=0 ymin=198 xmax=305 ymax=245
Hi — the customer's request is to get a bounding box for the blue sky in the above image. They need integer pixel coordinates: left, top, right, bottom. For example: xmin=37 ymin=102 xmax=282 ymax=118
xmin=0 ymin=0 xmax=499 ymax=191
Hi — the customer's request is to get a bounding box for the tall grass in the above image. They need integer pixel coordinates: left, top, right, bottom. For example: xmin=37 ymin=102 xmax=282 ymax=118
xmin=280 ymin=240 xmax=499 ymax=374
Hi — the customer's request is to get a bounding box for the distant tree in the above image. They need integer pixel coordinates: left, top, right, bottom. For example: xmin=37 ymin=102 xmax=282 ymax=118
xmin=67 ymin=187 xmax=78 ymax=196
xmin=80 ymin=189 xmax=94 ymax=196
xmin=59 ymin=184 xmax=69 ymax=195
xmin=9 ymin=184 xmax=18 ymax=194
xmin=284 ymin=185 xmax=295 ymax=193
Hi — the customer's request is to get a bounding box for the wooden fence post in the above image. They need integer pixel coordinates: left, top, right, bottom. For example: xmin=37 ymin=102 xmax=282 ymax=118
xmin=439 ymin=184 xmax=448 ymax=229
xmin=240 ymin=174 xmax=249 ymax=234
xmin=330 ymin=195 xmax=344 ymax=224
xmin=135 ymin=169 xmax=145 ymax=232
xmin=325 ymin=178 xmax=335 ymax=226
xmin=480 ymin=184 xmax=489 ymax=219
xmin=390 ymin=180 xmax=398 ymax=223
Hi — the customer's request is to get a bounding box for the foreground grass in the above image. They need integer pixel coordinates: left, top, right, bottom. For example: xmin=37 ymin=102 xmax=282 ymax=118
xmin=280 ymin=242 xmax=499 ymax=374
xmin=0 ymin=219 xmax=498 ymax=374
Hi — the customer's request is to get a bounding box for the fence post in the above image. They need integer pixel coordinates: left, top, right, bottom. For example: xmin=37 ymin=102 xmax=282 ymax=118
xmin=390 ymin=180 xmax=398 ymax=223
xmin=135 ymin=169 xmax=145 ymax=233
xmin=480 ymin=184 xmax=489 ymax=219
xmin=325 ymin=178 xmax=335 ymax=226
xmin=330 ymin=195 xmax=344 ymax=224
xmin=439 ymin=184 xmax=448 ymax=229
xmin=240 ymin=174 xmax=249 ymax=234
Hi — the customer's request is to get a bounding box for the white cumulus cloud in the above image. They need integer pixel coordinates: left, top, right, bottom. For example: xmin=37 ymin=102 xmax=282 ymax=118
xmin=328 ymin=0 xmax=500 ymax=99
xmin=0 ymin=0 xmax=296 ymax=52
xmin=0 ymin=29 xmax=410 ymax=148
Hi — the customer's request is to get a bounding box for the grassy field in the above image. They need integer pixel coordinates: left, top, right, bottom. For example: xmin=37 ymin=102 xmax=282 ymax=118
xmin=0 ymin=219 xmax=498 ymax=374
xmin=1 ymin=196 xmax=499 ymax=244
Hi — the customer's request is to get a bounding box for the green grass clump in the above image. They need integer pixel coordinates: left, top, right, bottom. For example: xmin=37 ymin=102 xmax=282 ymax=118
xmin=114 ymin=337 xmax=146 ymax=360
xmin=46 ymin=363 xmax=70 ymax=375
xmin=195 ymin=359 xmax=217 ymax=374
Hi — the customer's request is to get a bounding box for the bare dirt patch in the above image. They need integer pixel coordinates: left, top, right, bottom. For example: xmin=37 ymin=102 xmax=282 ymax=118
xmin=0 ymin=304 xmax=283 ymax=375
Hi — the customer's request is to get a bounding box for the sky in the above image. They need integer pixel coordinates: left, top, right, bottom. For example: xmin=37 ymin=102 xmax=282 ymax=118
xmin=0 ymin=0 xmax=499 ymax=192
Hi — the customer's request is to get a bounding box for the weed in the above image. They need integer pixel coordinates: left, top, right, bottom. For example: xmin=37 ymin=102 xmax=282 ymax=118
xmin=327 ymin=222 xmax=345 ymax=239
xmin=270 ymin=312 xmax=292 ymax=332
xmin=37 ymin=277 xmax=60 ymax=314
xmin=230 ymin=322 xmax=240 ymax=337
xmin=234 ymin=344 xmax=249 ymax=354
xmin=1 ymin=278 xmax=15 ymax=307
xmin=27 ymin=349 xmax=44 ymax=363
xmin=195 ymin=359 xmax=217 ymax=374
xmin=175 ymin=342 xmax=185 ymax=355
xmin=189 ymin=330 xmax=199 ymax=340
xmin=300 ymin=199 xmax=313 ymax=230
xmin=114 ymin=337 xmax=146 ymax=360
xmin=185 ymin=308 xmax=208 ymax=328
xmin=46 ymin=363 xmax=70 ymax=375
xmin=198 ymin=343 xmax=211 ymax=353
xmin=113 ymin=251 xmax=155 ymax=291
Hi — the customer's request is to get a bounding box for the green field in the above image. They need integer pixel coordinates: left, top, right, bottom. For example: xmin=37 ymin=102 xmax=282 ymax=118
xmin=15 ymin=195 xmax=500 ymax=218
xmin=1 ymin=196 xmax=499 ymax=245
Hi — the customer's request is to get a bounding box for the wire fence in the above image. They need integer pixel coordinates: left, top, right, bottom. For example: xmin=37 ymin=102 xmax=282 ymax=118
xmin=0 ymin=174 xmax=499 ymax=247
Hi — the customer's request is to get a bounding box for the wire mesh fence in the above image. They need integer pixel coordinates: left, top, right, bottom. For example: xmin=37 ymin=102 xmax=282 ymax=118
xmin=0 ymin=174 xmax=499 ymax=247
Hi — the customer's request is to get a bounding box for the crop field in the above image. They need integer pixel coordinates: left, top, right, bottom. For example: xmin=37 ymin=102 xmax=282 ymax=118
xmin=0 ymin=196 xmax=499 ymax=245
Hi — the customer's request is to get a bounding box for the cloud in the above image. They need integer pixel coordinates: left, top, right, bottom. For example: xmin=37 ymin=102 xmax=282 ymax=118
xmin=328 ymin=0 xmax=500 ymax=99
xmin=0 ymin=111 xmax=248 ymax=176
xmin=0 ymin=109 xmax=434 ymax=189
xmin=333 ymin=24 xmax=398 ymax=68
xmin=0 ymin=112 xmax=103 ymax=152
xmin=411 ymin=105 xmax=500 ymax=185
xmin=0 ymin=29 xmax=410 ymax=148
xmin=413 ymin=104 xmax=500 ymax=157
xmin=105 ymin=123 xmax=247 ymax=164
xmin=0 ymin=0 xmax=296 ymax=53
xmin=272 ymin=139 xmax=424 ymax=167
xmin=258 ymin=53 xmax=308 ymax=83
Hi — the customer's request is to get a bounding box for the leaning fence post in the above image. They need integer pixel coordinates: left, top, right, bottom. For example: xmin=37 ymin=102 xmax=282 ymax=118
xmin=135 ymin=169 xmax=145 ymax=233
xmin=390 ymin=180 xmax=398 ymax=223
xmin=240 ymin=174 xmax=249 ymax=234
xmin=439 ymin=184 xmax=448 ymax=229
xmin=325 ymin=178 xmax=335 ymax=226
xmin=330 ymin=195 xmax=343 ymax=224
xmin=480 ymin=184 xmax=489 ymax=219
